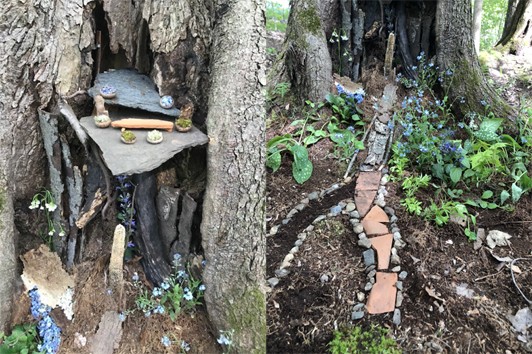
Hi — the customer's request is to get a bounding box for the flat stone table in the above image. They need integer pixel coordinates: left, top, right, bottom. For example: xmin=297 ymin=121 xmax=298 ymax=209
xmin=80 ymin=115 xmax=208 ymax=175
xmin=88 ymin=69 xmax=181 ymax=117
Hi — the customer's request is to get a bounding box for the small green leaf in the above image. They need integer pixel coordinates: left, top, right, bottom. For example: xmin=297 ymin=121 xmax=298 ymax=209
xmin=520 ymin=173 xmax=532 ymax=190
xmin=511 ymin=183 xmax=523 ymax=203
xmin=464 ymin=199 xmax=479 ymax=207
xmin=481 ymin=190 xmax=493 ymax=199
xmin=463 ymin=169 xmax=475 ymax=179
xmin=500 ymin=190 xmax=510 ymax=204
xmin=479 ymin=200 xmax=488 ymax=208
xmin=266 ymin=151 xmax=281 ymax=172
xmin=449 ymin=167 xmax=462 ymax=183
xmin=487 ymin=203 xmax=498 ymax=209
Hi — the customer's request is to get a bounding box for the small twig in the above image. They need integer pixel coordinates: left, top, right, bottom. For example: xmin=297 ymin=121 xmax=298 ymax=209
xmin=344 ymin=114 xmax=378 ymax=179
xmin=474 ymin=269 xmax=504 ymax=282
xmin=62 ymin=90 xmax=87 ymax=99
xmin=510 ymin=258 xmax=532 ymax=304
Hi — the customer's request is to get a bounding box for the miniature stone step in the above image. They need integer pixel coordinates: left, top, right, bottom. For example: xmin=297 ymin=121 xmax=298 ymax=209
xmin=355 ymin=171 xmax=382 ymax=191
xmin=363 ymin=205 xmax=390 ymax=223
xmin=370 ymin=234 xmax=393 ymax=270
xmin=354 ymin=190 xmax=376 ymax=217
xmin=366 ymin=272 xmax=397 ymax=314
xmin=362 ymin=220 xmax=389 ymax=236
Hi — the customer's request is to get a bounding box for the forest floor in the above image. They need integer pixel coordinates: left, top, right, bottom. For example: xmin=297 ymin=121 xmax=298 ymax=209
xmin=266 ymin=34 xmax=532 ymax=353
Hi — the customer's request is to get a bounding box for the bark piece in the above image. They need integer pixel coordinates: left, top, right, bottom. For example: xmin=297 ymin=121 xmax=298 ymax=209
xmin=109 ymin=225 xmax=126 ymax=292
xmin=370 ymin=234 xmax=394 ymax=270
xmin=174 ymin=192 xmax=197 ymax=259
xmin=364 ymin=205 xmax=390 ymax=223
xmin=89 ymin=311 xmax=123 ymax=354
xmin=354 ymin=190 xmax=377 ymax=218
xmin=88 ymin=70 xmax=180 ymax=117
xmin=111 ymin=118 xmax=174 ymax=132
xmin=157 ymin=187 xmax=180 ymax=260
xmin=366 ymin=272 xmax=397 ymax=314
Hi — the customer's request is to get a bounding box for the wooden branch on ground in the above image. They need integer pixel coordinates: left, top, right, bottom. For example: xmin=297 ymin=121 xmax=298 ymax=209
xmin=58 ymin=98 xmax=88 ymax=148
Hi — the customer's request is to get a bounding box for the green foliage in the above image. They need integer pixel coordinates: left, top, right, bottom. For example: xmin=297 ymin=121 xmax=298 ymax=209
xmin=329 ymin=29 xmax=352 ymax=74
xmin=329 ymin=325 xmax=401 ymax=354
xmin=28 ymin=189 xmax=65 ymax=249
xmin=390 ymin=53 xmax=531 ymax=240
xmin=480 ymin=0 xmax=507 ymax=50
xmin=266 ymin=2 xmax=289 ymax=32
xmin=0 ymin=323 xmax=42 ymax=354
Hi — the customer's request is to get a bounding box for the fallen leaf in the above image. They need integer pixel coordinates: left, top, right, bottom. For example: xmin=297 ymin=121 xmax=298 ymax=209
xmin=511 ymin=265 xmax=522 ymax=274
xmin=425 ymin=286 xmax=446 ymax=303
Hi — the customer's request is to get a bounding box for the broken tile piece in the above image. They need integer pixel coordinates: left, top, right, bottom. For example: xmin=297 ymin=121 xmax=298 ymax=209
xmin=355 ymin=171 xmax=382 ymax=191
xmin=354 ymin=190 xmax=377 ymax=217
xmin=362 ymin=220 xmax=389 ymax=236
xmin=366 ymin=272 xmax=398 ymax=314
xmin=370 ymin=234 xmax=393 ymax=270
xmin=364 ymin=205 xmax=390 ymax=223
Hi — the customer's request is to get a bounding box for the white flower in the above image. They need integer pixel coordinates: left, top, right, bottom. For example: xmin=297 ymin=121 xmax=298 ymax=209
xmin=29 ymin=199 xmax=40 ymax=210
xmin=340 ymin=35 xmax=348 ymax=41
xmin=59 ymin=230 xmax=65 ymax=237
xmin=48 ymin=230 xmax=54 ymax=236
xmin=45 ymin=202 xmax=57 ymax=212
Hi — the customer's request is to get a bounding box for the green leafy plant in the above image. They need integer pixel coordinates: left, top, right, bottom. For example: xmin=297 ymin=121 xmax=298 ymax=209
xmin=266 ymin=1 xmax=289 ymax=32
xmin=0 ymin=323 xmax=42 ymax=354
xmin=329 ymin=325 xmax=401 ymax=354
xmin=29 ymin=189 xmax=65 ymax=248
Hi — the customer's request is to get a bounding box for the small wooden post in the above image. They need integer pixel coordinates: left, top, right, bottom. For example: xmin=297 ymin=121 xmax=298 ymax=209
xmin=384 ymin=32 xmax=396 ymax=79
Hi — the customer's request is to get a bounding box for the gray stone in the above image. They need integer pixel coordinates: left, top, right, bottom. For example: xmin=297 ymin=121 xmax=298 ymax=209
xmin=313 ymin=215 xmax=327 ymax=224
xmin=367 ymin=270 xmax=376 ymax=279
xmin=282 ymin=218 xmax=291 ymax=225
xmin=396 ymin=290 xmax=404 ymax=306
xmin=357 ymin=292 xmax=365 ymax=302
xmin=390 ymin=215 xmax=398 ymax=223
xmin=385 ymin=206 xmax=395 ymax=216
xmin=324 ymin=184 xmax=340 ymax=194
xmin=353 ymin=223 xmax=364 ymax=234
xmin=393 ymin=309 xmax=401 ymax=325
xmin=390 ymin=254 xmax=401 ymax=265
xmin=353 ymin=303 xmax=365 ymax=312
xmin=275 ymin=268 xmax=290 ymax=278
xmin=320 ymin=274 xmax=329 ymax=283
xmin=369 ymin=277 xmax=375 ymax=284
xmin=381 ymin=167 xmax=389 ymax=174
xmin=287 ymin=208 xmax=299 ymax=219
xmin=267 ymin=277 xmax=279 ymax=287
xmin=301 ymin=198 xmax=310 ymax=205
xmin=280 ymin=254 xmax=294 ymax=269
xmin=350 ymin=218 xmax=360 ymax=226
xmin=351 ymin=311 xmax=365 ymax=320
xmin=392 ymin=266 xmax=401 ymax=272
xmin=396 ymin=281 xmax=403 ymax=291
xmin=393 ymin=231 xmax=402 ymax=240
xmin=362 ymin=249 xmax=376 ymax=267
xmin=399 ymin=271 xmax=408 ymax=280
xmin=88 ymin=70 xmax=180 ymax=117
xmin=366 ymin=265 xmax=376 ymax=272
xmin=378 ymin=185 xmax=388 ymax=196
xmin=364 ymin=282 xmax=373 ymax=291
xmin=391 ymin=247 xmax=397 ymax=256
xmin=394 ymin=239 xmax=406 ymax=249
xmin=345 ymin=203 xmax=356 ymax=212
xmin=381 ymin=175 xmax=390 ymax=185
xmin=307 ymin=191 xmax=319 ymax=200
xmin=338 ymin=201 xmax=347 ymax=208
xmin=358 ymin=238 xmax=372 ymax=248
xmin=289 ymin=246 xmax=299 ymax=254
xmin=295 ymin=203 xmax=306 ymax=211
xmin=294 ymin=239 xmax=303 ymax=247
xmin=269 ymin=225 xmax=279 ymax=236
xmin=297 ymin=232 xmax=307 ymax=240
xmin=358 ymin=233 xmax=368 ymax=241
xmin=80 ymin=117 xmax=208 ymax=175
xmin=330 ymin=205 xmax=343 ymax=216
xmin=305 ymin=225 xmax=314 ymax=232
xmin=350 ymin=210 xmax=360 ymax=218
xmin=364 ymin=132 xmax=389 ymax=166
xmin=375 ymin=193 xmax=386 ymax=207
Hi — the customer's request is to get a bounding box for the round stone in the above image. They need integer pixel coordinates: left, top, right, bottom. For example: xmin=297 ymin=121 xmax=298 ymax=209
xmin=345 ymin=203 xmax=357 ymax=212
xmin=307 ymin=191 xmax=319 ymax=200
xmin=353 ymin=224 xmax=364 ymax=234
xmin=305 ymin=225 xmax=314 ymax=232
xmin=282 ymin=218 xmax=291 ymax=225
xmin=275 ymin=268 xmax=290 ymax=278
xmin=297 ymin=232 xmax=307 ymax=240
xmin=364 ymin=282 xmax=373 ymax=291
xmin=350 ymin=211 xmax=360 ymax=218
xmin=289 ymin=246 xmax=299 ymax=254
xmin=399 ymin=271 xmax=408 ymax=280
xmin=357 ymin=292 xmax=365 ymax=302
xmin=390 ymin=215 xmax=398 ymax=223
xmin=358 ymin=238 xmax=372 ymax=249
xmin=267 ymin=277 xmax=279 ymax=287
xmin=159 ymin=95 xmax=174 ymax=109
xmin=351 ymin=311 xmax=365 ymax=320
xmin=294 ymin=239 xmax=303 ymax=247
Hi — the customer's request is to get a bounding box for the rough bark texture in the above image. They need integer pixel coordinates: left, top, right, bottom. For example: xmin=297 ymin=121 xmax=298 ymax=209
xmin=436 ymin=0 xmax=513 ymax=118
xmin=283 ymin=0 xmax=333 ymax=102
xmin=201 ymin=0 xmax=267 ymax=351
xmin=497 ymin=0 xmax=531 ymax=54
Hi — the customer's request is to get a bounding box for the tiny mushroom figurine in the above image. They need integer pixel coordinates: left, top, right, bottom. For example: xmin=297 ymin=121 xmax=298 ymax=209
xmin=120 ymin=128 xmax=136 ymax=144
xmin=100 ymin=85 xmax=117 ymax=99
xmin=146 ymin=129 xmax=163 ymax=144
xmin=159 ymin=95 xmax=174 ymax=109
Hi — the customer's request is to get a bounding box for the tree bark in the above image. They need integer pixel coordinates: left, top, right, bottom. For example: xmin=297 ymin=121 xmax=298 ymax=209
xmin=496 ymin=0 xmax=532 ymax=54
xmin=280 ymin=0 xmax=333 ymax=102
xmin=201 ymin=0 xmax=266 ymax=352
xmin=436 ymin=0 xmax=513 ymax=118
xmin=473 ymin=0 xmax=484 ymax=54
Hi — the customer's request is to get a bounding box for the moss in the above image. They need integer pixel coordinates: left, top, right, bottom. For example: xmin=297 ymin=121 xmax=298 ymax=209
xmin=175 ymin=118 xmax=192 ymax=128
xmin=297 ymin=7 xmax=321 ymax=35
xmin=120 ymin=129 xmax=136 ymax=142
xmin=225 ymin=286 xmax=266 ymax=354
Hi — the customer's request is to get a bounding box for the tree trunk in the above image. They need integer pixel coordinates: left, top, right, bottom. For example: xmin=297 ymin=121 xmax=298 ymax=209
xmin=279 ymin=0 xmax=333 ymax=102
xmin=436 ymin=0 xmax=513 ymax=118
xmin=496 ymin=0 xmax=532 ymax=54
xmin=200 ymin=0 xmax=266 ymax=352
xmin=473 ymin=0 xmax=484 ymax=53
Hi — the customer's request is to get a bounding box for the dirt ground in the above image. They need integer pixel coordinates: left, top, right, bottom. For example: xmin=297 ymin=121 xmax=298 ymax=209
xmin=266 ymin=51 xmax=532 ymax=353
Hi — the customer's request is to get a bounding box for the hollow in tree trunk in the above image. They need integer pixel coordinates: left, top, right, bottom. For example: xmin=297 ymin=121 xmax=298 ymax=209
xmin=496 ymin=0 xmax=532 ymax=54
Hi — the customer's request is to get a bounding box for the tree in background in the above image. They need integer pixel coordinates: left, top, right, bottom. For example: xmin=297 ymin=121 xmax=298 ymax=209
xmin=497 ymin=0 xmax=532 ymax=54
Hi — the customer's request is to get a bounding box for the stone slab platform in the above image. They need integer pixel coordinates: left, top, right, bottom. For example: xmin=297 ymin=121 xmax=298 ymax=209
xmin=88 ymin=69 xmax=180 ymax=117
xmin=80 ymin=115 xmax=208 ymax=176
